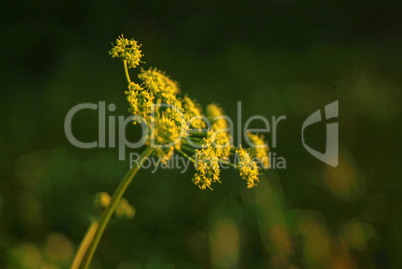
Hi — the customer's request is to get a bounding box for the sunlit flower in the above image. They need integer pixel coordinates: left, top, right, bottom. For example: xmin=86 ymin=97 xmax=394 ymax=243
xmin=236 ymin=148 xmax=260 ymax=188
xmin=110 ymin=35 xmax=269 ymax=190
xmin=193 ymin=146 xmax=221 ymax=190
xmin=206 ymin=103 xmax=228 ymax=131
xmin=247 ymin=132 xmax=269 ymax=168
xmin=115 ymin=198 xmax=135 ymax=219
xmin=93 ymin=192 xmax=111 ymax=208
xmin=109 ymin=35 xmax=143 ymax=69
xmin=125 ymin=82 xmax=154 ymax=120
xmin=206 ymin=130 xmax=231 ymax=160
xmin=138 ymin=67 xmax=180 ymax=106
xmin=183 ymin=95 xmax=206 ymax=130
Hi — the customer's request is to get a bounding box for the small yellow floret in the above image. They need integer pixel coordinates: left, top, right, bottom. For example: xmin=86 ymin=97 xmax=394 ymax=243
xmin=247 ymin=132 xmax=269 ymax=168
xmin=183 ymin=95 xmax=206 ymax=130
xmin=93 ymin=192 xmax=111 ymax=208
xmin=206 ymin=103 xmax=228 ymax=130
xmin=115 ymin=198 xmax=135 ymax=219
xmin=236 ymin=148 xmax=260 ymax=188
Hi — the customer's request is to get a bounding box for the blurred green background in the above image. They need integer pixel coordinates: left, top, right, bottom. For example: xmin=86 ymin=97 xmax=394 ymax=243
xmin=1 ymin=0 xmax=401 ymax=268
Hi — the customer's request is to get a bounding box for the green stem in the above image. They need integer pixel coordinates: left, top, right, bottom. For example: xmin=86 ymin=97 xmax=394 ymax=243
xmin=155 ymin=98 xmax=161 ymax=118
xmin=78 ymin=147 xmax=154 ymax=269
xmin=181 ymin=138 xmax=204 ymax=148
xmin=188 ymin=131 xmax=208 ymax=138
xmin=181 ymin=144 xmax=197 ymax=154
xmin=188 ymin=136 xmax=203 ymax=142
xmin=71 ymin=220 xmax=99 ymax=269
xmin=219 ymin=160 xmax=236 ymax=168
xmin=175 ymin=149 xmax=196 ymax=164
xmin=123 ymin=60 xmax=131 ymax=84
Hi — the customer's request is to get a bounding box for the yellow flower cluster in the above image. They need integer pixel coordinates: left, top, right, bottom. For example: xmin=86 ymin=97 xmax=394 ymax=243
xmin=115 ymin=198 xmax=135 ymax=219
xmin=138 ymin=68 xmax=180 ymax=106
xmin=247 ymin=132 xmax=270 ymax=168
xmin=236 ymin=148 xmax=260 ymax=188
xmin=206 ymin=103 xmax=229 ymax=131
xmin=193 ymin=146 xmax=221 ymax=190
xmin=109 ymin=37 xmax=184 ymax=160
xmin=151 ymin=108 xmax=187 ymax=158
xmin=93 ymin=192 xmax=135 ymax=219
xmin=125 ymin=82 xmax=154 ymax=120
xmin=109 ymin=35 xmax=143 ymax=69
xmin=207 ymin=130 xmax=231 ymax=160
xmin=183 ymin=95 xmax=205 ymax=130
xmin=110 ymin=35 xmax=270 ymax=190
xmin=190 ymin=104 xmax=234 ymax=189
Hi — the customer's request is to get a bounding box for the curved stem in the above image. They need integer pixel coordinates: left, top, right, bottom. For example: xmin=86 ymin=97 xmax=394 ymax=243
xmin=188 ymin=136 xmax=203 ymax=142
xmin=180 ymin=139 xmax=203 ymax=149
xmin=123 ymin=60 xmax=131 ymax=84
xmin=181 ymin=144 xmax=197 ymax=154
xmin=71 ymin=220 xmax=99 ymax=269
xmin=78 ymin=147 xmax=154 ymax=269
xmin=219 ymin=160 xmax=236 ymax=168
xmin=188 ymin=131 xmax=208 ymax=138
xmin=175 ymin=149 xmax=196 ymax=164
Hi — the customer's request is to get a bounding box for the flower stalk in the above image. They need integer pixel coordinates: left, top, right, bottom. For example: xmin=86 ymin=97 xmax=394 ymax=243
xmin=74 ymin=34 xmax=271 ymax=268
xmin=78 ymin=146 xmax=153 ymax=269
xmin=71 ymin=220 xmax=99 ymax=269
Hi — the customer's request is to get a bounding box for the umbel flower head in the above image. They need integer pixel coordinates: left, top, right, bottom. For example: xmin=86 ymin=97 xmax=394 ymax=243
xmin=109 ymin=35 xmax=270 ymax=190
xmin=247 ymin=132 xmax=270 ymax=168
xmin=109 ymin=35 xmax=143 ymax=69
xmin=183 ymin=95 xmax=205 ymax=130
xmin=236 ymin=148 xmax=260 ymax=188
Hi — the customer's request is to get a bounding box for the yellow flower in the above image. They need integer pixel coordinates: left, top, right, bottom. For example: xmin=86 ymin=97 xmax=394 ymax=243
xmin=109 ymin=35 xmax=143 ymax=69
xmin=236 ymin=148 xmax=260 ymax=188
xmin=193 ymin=146 xmax=221 ymax=190
xmin=125 ymin=82 xmax=154 ymax=121
xmin=93 ymin=192 xmax=111 ymax=208
xmin=163 ymin=107 xmax=188 ymax=136
xmin=183 ymin=95 xmax=206 ymax=130
xmin=110 ymin=35 xmax=268 ymax=191
xmin=93 ymin=192 xmax=135 ymax=219
xmin=152 ymin=113 xmax=181 ymax=146
xmin=115 ymin=198 xmax=135 ymax=219
xmin=150 ymin=108 xmax=188 ymax=159
xmin=206 ymin=103 xmax=228 ymax=130
xmin=247 ymin=132 xmax=269 ymax=168
xmin=204 ymin=130 xmax=231 ymax=160
xmin=138 ymin=67 xmax=180 ymax=106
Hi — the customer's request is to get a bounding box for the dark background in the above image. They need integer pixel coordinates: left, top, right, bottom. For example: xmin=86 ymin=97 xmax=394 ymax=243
xmin=1 ymin=0 xmax=401 ymax=268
